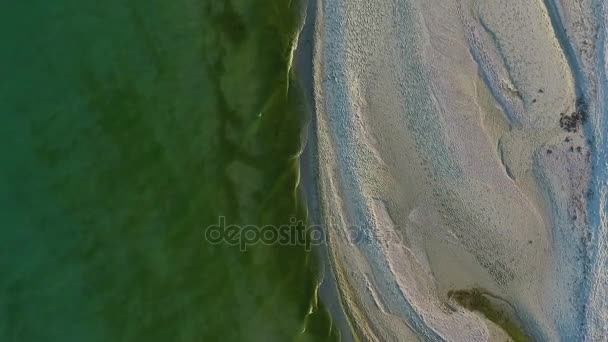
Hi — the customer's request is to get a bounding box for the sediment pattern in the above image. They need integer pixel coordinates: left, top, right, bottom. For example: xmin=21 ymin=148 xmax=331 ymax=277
xmin=302 ymin=0 xmax=607 ymax=340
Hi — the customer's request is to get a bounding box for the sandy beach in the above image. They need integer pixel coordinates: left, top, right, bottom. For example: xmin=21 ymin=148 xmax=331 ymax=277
xmin=297 ymin=0 xmax=607 ymax=340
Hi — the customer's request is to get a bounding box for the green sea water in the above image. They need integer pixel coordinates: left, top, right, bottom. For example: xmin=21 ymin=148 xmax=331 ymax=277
xmin=0 ymin=1 xmax=339 ymax=341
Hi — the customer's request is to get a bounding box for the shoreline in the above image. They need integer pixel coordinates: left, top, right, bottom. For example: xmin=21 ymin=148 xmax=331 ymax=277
xmin=294 ymin=0 xmax=356 ymax=339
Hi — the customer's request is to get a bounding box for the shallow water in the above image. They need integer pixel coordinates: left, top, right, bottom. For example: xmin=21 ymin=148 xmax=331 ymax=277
xmin=0 ymin=1 xmax=338 ymax=341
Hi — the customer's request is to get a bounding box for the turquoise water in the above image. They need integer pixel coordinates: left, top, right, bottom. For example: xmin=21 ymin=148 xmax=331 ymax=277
xmin=0 ymin=1 xmax=339 ymax=341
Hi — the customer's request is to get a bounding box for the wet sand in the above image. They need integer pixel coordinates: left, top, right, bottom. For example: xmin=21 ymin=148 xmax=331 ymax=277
xmin=297 ymin=0 xmax=606 ymax=340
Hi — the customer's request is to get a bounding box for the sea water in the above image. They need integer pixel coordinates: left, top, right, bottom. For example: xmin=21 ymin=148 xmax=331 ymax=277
xmin=0 ymin=1 xmax=337 ymax=341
